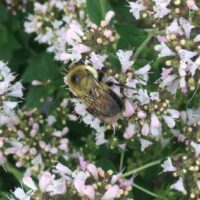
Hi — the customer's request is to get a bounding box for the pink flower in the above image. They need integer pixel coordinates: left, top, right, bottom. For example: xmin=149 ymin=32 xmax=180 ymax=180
xmin=105 ymin=11 xmax=115 ymax=24
xmin=123 ymin=123 xmax=137 ymax=139
xmin=74 ymin=179 xmax=85 ymax=196
xmin=187 ymin=0 xmax=199 ymax=10
xmin=156 ymin=35 xmax=167 ymax=43
xmin=141 ymin=123 xmax=149 ymax=136
xmin=84 ymin=185 xmax=95 ymax=200
xmin=150 ymin=113 xmax=162 ymax=137
xmin=151 ymin=113 xmax=161 ymax=127
xmin=87 ymin=164 xmax=98 ymax=180
xmin=104 ymin=30 xmax=113 ymax=38
xmin=22 ymin=176 xmax=37 ymax=191
xmin=118 ymin=143 xmax=126 ymax=150
xmin=102 ymin=185 xmax=120 ymax=200
xmin=123 ymin=99 xmax=136 ymax=117
xmin=39 ymin=172 xmax=54 ymax=192
xmin=72 ymin=44 xmax=91 ymax=54
xmin=161 ymin=68 xmax=173 ymax=78
xmin=137 ymin=110 xmax=147 ymax=119
xmin=55 ymin=162 xmax=72 ymax=175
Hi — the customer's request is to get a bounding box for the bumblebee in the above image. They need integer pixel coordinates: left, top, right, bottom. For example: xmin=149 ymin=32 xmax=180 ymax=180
xmin=64 ymin=64 xmax=124 ymax=124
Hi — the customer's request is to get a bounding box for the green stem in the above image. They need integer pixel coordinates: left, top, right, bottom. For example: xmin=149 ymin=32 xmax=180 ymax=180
xmin=133 ymin=183 xmax=168 ymax=200
xmin=123 ymin=159 xmax=161 ymax=177
xmin=119 ymin=150 xmax=125 ymax=171
xmin=133 ymin=31 xmax=154 ymax=60
xmin=3 ymin=162 xmax=23 ymax=182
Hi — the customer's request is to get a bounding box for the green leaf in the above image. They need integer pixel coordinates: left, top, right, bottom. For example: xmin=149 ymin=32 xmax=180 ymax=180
xmin=86 ymin=0 xmax=111 ymax=24
xmin=24 ymin=86 xmax=49 ymax=108
xmin=22 ymin=53 xmax=60 ymax=83
xmin=109 ymin=0 xmax=133 ymax=23
xmin=115 ymin=23 xmax=147 ymax=49
xmin=0 ymin=27 xmax=21 ymax=60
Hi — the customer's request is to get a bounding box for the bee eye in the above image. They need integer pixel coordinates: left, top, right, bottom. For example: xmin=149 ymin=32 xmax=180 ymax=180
xmin=71 ymin=74 xmax=80 ymax=84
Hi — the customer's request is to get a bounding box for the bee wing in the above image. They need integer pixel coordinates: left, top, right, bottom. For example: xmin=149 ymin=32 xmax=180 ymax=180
xmin=82 ymin=84 xmax=123 ymax=118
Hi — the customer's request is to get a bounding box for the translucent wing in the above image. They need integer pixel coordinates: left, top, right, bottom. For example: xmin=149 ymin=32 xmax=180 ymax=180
xmin=81 ymin=83 xmax=123 ymax=118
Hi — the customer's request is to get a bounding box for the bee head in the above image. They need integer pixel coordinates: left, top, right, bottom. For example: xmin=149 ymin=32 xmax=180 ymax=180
xmin=65 ymin=64 xmax=98 ymax=97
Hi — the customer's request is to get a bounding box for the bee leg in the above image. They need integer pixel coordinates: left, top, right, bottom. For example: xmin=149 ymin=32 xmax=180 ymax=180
xmin=112 ymin=123 xmax=117 ymax=135
xmin=68 ymin=91 xmax=76 ymax=98
xmin=97 ymin=69 xmax=105 ymax=82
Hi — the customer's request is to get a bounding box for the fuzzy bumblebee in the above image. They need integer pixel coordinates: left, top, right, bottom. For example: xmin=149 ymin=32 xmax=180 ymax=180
xmin=64 ymin=64 xmax=124 ymax=124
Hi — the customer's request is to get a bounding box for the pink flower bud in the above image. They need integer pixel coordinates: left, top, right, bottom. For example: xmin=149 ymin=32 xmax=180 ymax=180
xmin=102 ymin=185 xmax=120 ymax=200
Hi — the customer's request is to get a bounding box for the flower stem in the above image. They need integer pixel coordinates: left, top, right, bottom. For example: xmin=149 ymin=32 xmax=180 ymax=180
xmin=123 ymin=159 xmax=161 ymax=177
xmin=133 ymin=31 xmax=154 ymax=60
xmin=119 ymin=150 xmax=125 ymax=171
xmin=133 ymin=183 xmax=168 ymax=200
xmin=3 ymin=162 xmax=23 ymax=182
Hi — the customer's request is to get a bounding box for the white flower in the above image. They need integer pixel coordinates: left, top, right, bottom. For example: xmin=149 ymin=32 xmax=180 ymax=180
xmin=179 ymin=17 xmax=194 ymax=39
xmin=46 ymin=179 xmax=67 ymax=195
xmin=90 ymin=52 xmax=107 ymax=70
xmin=154 ymin=43 xmax=175 ymax=57
xmin=95 ymin=131 xmax=108 ymax=145
xmin=140 ymin=139 xmax=153 ymax=151
xmin=105 ymin=11 xmax=115 ymax=24
xmin=0 ymin=61 xmax=23 ymax=127
xmin=191 ymin=141 xmax=200 ymax=157
xmin=166 ymin=18 xmax=183 ymax=36
xmin=46 ymin=115 xmax=56 ymax=126
xmin=129 ymin=1 xmax=146 ymax=20
xmin=135 ymin=89 xmax=150 ymax=105
xmin=161 ymin=157 xmax=176 ymax=172
xmin=23 ymin=176 xmax=37 ymax=191
xmin=170 ymin=177 xmax=186 ymax=194
xmin=178 ymin=49 xmax=197 ymax=62
xmin=10 ymin=188 xmax=32 ymax=200
xmin=117 ymin=50 xmax=134 ymax=72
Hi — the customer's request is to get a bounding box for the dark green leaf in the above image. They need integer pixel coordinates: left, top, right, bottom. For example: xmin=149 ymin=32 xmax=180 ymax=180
xmin=116 ymin=23 xmax=147 ymax=49
xmin=22 ymin=53 xmax=60 ymax=82
xmin=86 ymin=0 xmax=112 ymax=24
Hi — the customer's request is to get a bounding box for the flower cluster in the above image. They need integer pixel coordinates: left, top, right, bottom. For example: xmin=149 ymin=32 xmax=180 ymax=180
xmin=5 ymin=0 xmax=28 ymax=15
xmin=9 ymin=157 xmax=133 ymax=200
xmin=0 ymin=60 xmax=23 ymax=127
xmin=161 ymin=108 xmax=200 ymax=198
xmin=24 ymin=0 xmax=116 ymax=64
xmin=0 ymin=99 xmax=74 ymax=175
xmin=129 ymin=0 xmax=200 ymax=94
